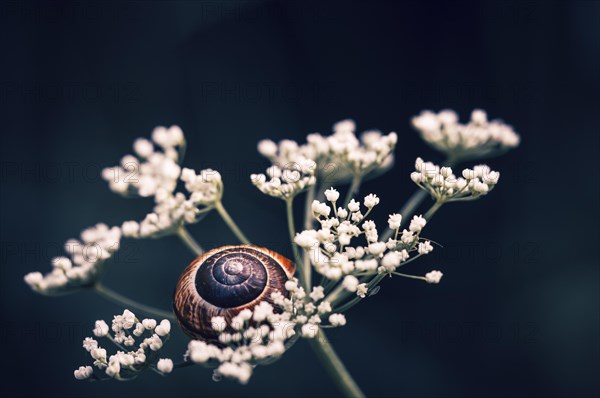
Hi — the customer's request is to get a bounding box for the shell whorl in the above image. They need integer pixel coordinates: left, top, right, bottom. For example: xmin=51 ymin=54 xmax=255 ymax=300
xmin=173 ymin=245 xmax=295 ymax=342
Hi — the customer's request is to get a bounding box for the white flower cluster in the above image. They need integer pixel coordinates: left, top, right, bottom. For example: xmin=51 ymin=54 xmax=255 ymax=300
xmin=253 ymin=119 xmax=397 ymax=197
xmin=275 ymin=279 xmax=347 ymax=335
xmin=412 ymin=109 xmax=519 ymax=161
xmin=185 ymin=284 xmax=349 ymax=385
xmin=411 ymin=158 xmax=500 ymax=201
xmin=102 ymin=126 xmax=185 ymax=197
xmin=251 ymin=157 xmax=317 ymax=200
xmin=294 ymin=192 xmax=435 ymax=280
xmin=186 ymin=303 xmax=296 ymax=384
xmin=75 ymin=310 xmax=172 ymax=381
xmin=121 ymin=168 xmax=223 ymax=238
xmin=24 ymin=223 xmax=121 ymax=295
xmin=99 ymin=127 xmax=223 ymax=239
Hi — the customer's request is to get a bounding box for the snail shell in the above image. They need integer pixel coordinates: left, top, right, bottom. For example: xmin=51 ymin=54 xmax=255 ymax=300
xmin=173 ymin=245 xmax=295 ymax=342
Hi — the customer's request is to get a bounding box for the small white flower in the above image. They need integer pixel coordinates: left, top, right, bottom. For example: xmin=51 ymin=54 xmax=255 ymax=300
xmin=285 ymin=280 xmax=298 ymax=291
xmin=409 ymin=215 xmax=427 ymax=233
xmin=142 ymin=319 xmax=157 ymax=330
xmin=363 ymin=194 xmax=380 ymax=208
xmin=351 ymin=211 xmax=363 ymax=222
xmin=93 ymin=320 xmax=109 ymax=337
xmin=157 ymin=358 xmax=174 ymax=374
xmin=348 ymin=199 xmax=360 ymax=212
xmin=294 ymin=230 xmax=319 ymax=248
xmin=211 ymin=316 xmax=227 ymax=332
xmin=356 ymin=283 xmax=368 ymax=298
xmin=117 ymin=352 xmax=135 ymax=366
xmin=388 ymin=213 xmax=402 ymax=230
xmin=317 ymin=301 xmax=332 ymax=314
xmin=83 ymin=337 xmax=98 ymax=352
xmin=328 ymin=313 xmax=347 ymax=326
xmin=148 ymin=334 xmax=163 ymax=351
xmin=24 ymin=272 xmax=43 ymax=287
xmin=462 ymin=168 xmax=476 ymax=180
xmin=311 ymin=200 xmax=331 ymax=217
xmin=121 ymin=221 xmax=139 ymax=237
xmin=342 ymin=275 xmax=359 ymax=292
xmin=472 ymin=179 xmax=489 ymax=193
xmin=133 ymin=323 xmax=145 ymax=337
xmin=483 ymin=170 xmax=500 ymax=185
xmin=252 ymin=301 xmax=274 ymax=322
xmin=425 ymin=270 xmax=443 ymax=284
xmin=238 ymin=308 xmax=253 ymax=321
xmin=106 ymin=357 xmax=120 ymax=377
xmin=418 ymin=240 xmax=434 ymax=254
xmin=74 ymin=365 xmax=93 ymax=380
xmin=301 ymin=323 xmax=319 ymax=338
xmin=309 ymin=286 xmax=325 ymax=302
xmin=471 ymin=109 xmax=487 ymax=124
xmin=257 ymin=139 xmax=278 ymax=158
xmin=324 ymin=187 xmax=340 ymax=202
xmin=219 ymin=333 xmax=232 ymax=344
xmin=91 ymin=347 xmax=106 ymax=361
xmin=155 ymin=320 xmax=171 ymax=336
xmin=440 ymin=166 xmax=453 ymax=178
xmin=133 ymin=138 xmax=154 ymax=158
xmin=368 ymin=242 xmax=387 ymax=256
xmin=337 ymin=208 xmax=348 ymax=218
xmin=411 ymin=171 xmax=423 ymax=183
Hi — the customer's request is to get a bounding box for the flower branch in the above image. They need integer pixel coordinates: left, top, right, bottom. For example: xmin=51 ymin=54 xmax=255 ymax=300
xmin=25 ymin=110 xmax=519 ymax=396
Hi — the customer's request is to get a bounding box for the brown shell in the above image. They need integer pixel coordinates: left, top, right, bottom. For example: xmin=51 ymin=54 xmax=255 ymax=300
xmin=173 ymin=245 xmax=295 ymax=342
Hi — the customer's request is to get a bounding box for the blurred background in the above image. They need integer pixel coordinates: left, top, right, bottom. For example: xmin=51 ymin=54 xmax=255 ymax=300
xmin=1 ymin=0 xmax=598 ymax=397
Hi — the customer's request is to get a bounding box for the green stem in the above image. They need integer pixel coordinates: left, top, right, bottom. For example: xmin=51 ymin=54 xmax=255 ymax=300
xmin=392 ymin=272 xmax=426 ymax=281
xmin=343 ymin=174 xmax=362 ymax=207
xmin=325 ymin=283 xmax=346 ymax=304
xmin=177 ymin=139 xmax=187 ymax=165
xmin=176 ymin=227 xmax=204 ymax=256
xmin=214 ymin=201 xmax=251 ymax=244
xmin=94 ymin=283 xmax=176 ymax=321
xmin=302 ymin=186 xmax=317 ymax=292
xmin=309 ymin=330 xmax=365 ymax=398
xmin=304 ymin=184 xmax=316 ymax=230
xmin=424 ymin=200 xmax=444 ymax=220
xmin=334 ymin=296 xmax=363 ymax=313
xmin=286 ymin=198 xmax=308 ymax=290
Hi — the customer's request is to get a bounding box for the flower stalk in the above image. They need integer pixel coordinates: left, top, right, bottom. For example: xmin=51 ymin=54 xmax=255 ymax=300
xmin=176 ymin=227 xmax=204 ymax=256
xmin=214 ymin=201 xmax=251 ymax=244
xmin=286 ymin=198 xmax=309 ymax=290
xmin=309 ymin=330 xmax=365 ymax=398
xmin=94 ymin=283 xmax=176 ymax=321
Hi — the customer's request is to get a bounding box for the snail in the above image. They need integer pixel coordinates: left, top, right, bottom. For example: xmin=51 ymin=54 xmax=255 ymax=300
xmin=173 ymin=245 xmax=296 ymax=343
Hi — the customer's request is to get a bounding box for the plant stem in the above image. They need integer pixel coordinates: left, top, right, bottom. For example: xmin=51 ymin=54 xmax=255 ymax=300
xmin=94 ymin=283 xmax=176 ymax=321
xmin=176 ymin=227 xmax=204 ymax=256
xmin=334 ymin=296 xmax=362 ymax=313
xmin=302 ymin=185 xmax=317 ymax=292
xmin=214 ymin=201 xmax=251 ymax=244
xmin=424 ymin=200 xmax=444 ymax=220
xmin=309 ymin=330 xmax=365 ymax=398
xmin=304 ymin=184 xmax=316 ymax=230
xmin=392 ymin=272 xmax=426 ymax=281
xmin=343 ymin=174 xmax=362 ymax=207
xmin=286 ymin=198 xmax=308 ymax=290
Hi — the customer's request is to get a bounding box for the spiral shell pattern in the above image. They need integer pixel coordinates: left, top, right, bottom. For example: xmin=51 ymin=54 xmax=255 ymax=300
xmin=173 ymin=245 xmax=295 ymax=342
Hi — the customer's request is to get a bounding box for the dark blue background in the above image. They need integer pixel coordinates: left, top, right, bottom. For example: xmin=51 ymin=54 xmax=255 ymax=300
xmin=1 ymin=1 xmax=598 ymax=397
